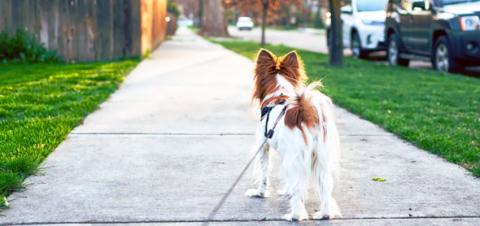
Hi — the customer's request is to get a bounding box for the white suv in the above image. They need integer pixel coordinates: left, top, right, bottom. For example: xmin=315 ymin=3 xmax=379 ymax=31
xmin=338 ymin=0 xmax=388 ymax=58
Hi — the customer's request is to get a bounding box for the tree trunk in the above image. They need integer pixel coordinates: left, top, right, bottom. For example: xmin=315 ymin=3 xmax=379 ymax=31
xmin=198 ymin=0 xmax=203 ymax=27
xmin=199 ymin=0 xmax=229 ymax=37
xmin=261 ymin=1 xmax=269 ymax=46
xmin=328 ymin=0 xmax=343 ymax=66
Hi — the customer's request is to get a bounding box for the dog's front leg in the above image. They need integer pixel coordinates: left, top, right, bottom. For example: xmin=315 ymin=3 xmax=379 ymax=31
xmin=245 ymin=137 xmax=270 ymax=198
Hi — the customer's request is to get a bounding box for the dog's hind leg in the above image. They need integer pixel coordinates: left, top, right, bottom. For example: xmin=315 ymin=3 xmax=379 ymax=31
xmin=245 ymin=136 xmax=270 ymax=198
xmin=313 ymin=168 xmax=341 ymax=219
xmin=313 ymin=116 xmax=341 ymax=219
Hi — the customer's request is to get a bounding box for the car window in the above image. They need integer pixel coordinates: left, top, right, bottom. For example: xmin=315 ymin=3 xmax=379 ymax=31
xmin=357 ymin=0 xmax=388 ymax=12
xmin=400 ymin=0 xmax=431 ymax=11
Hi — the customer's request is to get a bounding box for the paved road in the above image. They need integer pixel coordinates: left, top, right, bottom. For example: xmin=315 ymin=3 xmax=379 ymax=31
xmin=229 ymin=27 xmax=480 ymax=77
xmin=1 ymin=27 xmax=479 ymax=225
xmin=229 ymin=27 xmax=330 ymax=53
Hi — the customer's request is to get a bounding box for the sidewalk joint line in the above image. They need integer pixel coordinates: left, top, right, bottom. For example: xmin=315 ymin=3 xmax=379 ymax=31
xmin=7 ymin=215 xmax=480 ymax=225
xmin=70 ymin=132 xmax=255 ymax=136
xmin=69 ymin=132 xmax=391 ymax=137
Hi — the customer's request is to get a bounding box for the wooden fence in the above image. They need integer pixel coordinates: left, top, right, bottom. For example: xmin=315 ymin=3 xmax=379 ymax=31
xmin=0 ymin=0 xmax=167 ymax=62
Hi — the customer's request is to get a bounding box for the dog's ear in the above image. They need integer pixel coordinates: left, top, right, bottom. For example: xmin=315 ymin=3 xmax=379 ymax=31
xmin=256 ymin=48 xmax=276 ymax=65
xmin=281 ymin=51 xmax=300 ymax=69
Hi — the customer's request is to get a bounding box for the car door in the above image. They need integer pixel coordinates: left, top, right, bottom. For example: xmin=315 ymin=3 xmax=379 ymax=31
xmin=398 ymin=0 xmax=416 ymax=52
xmin=409 ymin=0 xmax=433 ymax=54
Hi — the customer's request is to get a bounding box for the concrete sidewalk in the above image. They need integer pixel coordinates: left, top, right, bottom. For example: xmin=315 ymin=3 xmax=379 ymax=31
xmin=1 ymin=27 xmax=479 ymax=225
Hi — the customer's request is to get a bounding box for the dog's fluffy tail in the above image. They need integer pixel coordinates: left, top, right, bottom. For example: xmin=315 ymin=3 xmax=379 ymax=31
xmin=283 ymin=81 xmax=340 ymax=177
xmin=301 ymin=82 xmax=341 ymax=179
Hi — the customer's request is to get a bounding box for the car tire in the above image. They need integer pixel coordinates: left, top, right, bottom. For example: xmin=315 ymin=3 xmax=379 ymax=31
xmin=387 ymin=33 xmax=409 ymax=67
xmin=351 ymin=32 xmax=368 ymax=59
xmin=433 ymin=36 xmax=462 ymax=73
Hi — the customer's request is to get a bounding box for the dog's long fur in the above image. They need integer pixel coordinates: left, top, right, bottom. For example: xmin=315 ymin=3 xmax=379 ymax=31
xmin=245 ymin=49 xmax=341 ymax=221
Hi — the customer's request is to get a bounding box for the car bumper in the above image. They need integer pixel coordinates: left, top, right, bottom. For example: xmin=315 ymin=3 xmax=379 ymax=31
xmin=237 ymin=26 xmax=253 ymax=30
xmin=359 ymin=25 xmax=386 ymax=50
xmin=450 ymin=31 xmax=480 ymax=65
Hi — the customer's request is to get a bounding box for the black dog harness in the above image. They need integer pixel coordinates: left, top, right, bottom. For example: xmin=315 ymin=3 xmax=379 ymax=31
xmin=261 ymin=100 xmax=288 ymax=139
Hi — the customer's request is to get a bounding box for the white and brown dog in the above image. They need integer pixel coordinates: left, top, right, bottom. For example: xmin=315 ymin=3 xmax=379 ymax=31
xmin=246 ymin=49 xmax=341 ymax=221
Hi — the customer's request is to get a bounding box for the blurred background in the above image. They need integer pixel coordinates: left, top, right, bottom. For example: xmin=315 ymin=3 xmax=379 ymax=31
xmin=172 ymin=0 xmax=480 ymax=76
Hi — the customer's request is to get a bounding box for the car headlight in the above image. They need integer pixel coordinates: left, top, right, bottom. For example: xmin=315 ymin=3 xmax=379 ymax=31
xmin=459 ymin=16 xmax=480 ymax=31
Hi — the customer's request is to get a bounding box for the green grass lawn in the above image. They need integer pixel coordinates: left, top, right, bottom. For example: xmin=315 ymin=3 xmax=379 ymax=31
xmin=213 ymin=39 xmax=480 ymax=177
xmin=0 ymin=60 xmax=139 ymax=205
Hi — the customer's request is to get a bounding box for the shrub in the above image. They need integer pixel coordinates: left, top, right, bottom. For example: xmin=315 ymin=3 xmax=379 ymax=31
xmin=0 ymin=29 xmax=60 ymax=63
xmin=167 ymin=0 xmax=180 ymax=36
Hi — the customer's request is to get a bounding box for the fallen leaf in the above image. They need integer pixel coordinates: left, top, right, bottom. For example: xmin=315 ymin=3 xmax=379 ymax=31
xmin=372 ymin=177 xmax=386 ymax=182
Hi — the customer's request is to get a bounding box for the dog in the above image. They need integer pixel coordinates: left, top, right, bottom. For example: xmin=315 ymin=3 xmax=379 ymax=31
xmin=245 ymin=49 xmax=341 ymax=221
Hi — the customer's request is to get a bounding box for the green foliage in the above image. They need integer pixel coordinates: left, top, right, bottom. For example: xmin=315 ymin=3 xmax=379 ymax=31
xmin=213 ymin=39 xmax=480 ymax=177
xmin=167 ymin=0 xmax=180 ymax=16
xmin=0 ymin=60 xmax=138 ymax=203
xmin=0 ymin=29 xmax=61 ymax=63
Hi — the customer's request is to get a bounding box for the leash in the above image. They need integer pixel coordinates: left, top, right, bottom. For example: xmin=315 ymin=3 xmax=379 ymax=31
xmin=203 ymin=104 xmax=288 ymax=225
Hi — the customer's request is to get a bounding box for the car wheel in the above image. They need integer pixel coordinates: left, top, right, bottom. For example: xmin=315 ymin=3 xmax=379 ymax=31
xmin=351 ymin=32 xmax=368 ymax=59
xmin=433 ymin=36 xmax=462 ymax=73
xmin=388 ymin=33 xmax=409 ymax=67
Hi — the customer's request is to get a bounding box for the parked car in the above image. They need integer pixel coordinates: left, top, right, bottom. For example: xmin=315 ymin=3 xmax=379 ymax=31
xmin=385 ymin=0 xmax=480 ymax=72
xmin=236 ymin=17 xmax=254 ymax=31
xmin=327 ymin=0 xmax=388 ymax=58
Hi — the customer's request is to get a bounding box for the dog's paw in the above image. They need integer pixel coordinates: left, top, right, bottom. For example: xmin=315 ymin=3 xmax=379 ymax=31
xmin=244 ymin=189 xmax=269 ymax=198
xmin=312 ymin=211 xmax=330 ymax=220
xmin=283 ymin=212 xmax=309 ymax=221
xmin=276 ymin=188 xmax=287 ymax=196
xmin=313 ymin=209 xmax=342 ymax=220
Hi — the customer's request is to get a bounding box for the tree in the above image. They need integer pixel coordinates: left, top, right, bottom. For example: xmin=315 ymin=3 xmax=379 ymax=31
xmin=260 ymin=0 xmax=269 ymax=46
xmin=328 ymin=0 xmax=343 ymax=66
xmin=199 ymin=0 xmax=230 ymax=37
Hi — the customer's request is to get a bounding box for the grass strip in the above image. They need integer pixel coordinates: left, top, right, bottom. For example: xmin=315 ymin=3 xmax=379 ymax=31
xmin=0 ymin=60 xmax=139 ymax=205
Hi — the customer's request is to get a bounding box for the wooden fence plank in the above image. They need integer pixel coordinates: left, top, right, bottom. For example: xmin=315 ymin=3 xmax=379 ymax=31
xmin=0 ymin=0 xmax=166 ymax=62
